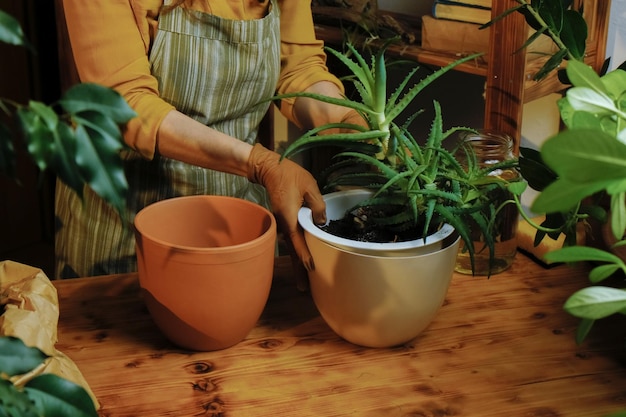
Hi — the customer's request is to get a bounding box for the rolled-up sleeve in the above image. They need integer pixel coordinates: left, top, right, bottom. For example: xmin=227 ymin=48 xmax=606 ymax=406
xmin=61 ymin=0 xmax=174 ymax=159
xmin=276 ymin=0 xmax=345 ymax=126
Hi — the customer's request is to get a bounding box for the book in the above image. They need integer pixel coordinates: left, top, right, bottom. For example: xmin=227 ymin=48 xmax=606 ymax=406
xmin=421 ymin=14 xmax=556 ymax=63
xmin=432 ymin=0 xmax=492 ymax=25
xmin=437 ymin=0 xmax=491 ymax=8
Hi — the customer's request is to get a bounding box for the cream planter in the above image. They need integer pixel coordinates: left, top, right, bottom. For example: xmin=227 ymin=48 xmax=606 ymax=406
xmin=298 ymin=189 xmax=460 ymax=348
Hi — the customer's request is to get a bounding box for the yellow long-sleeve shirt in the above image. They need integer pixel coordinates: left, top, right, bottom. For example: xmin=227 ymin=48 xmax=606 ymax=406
xmin=61 ymin=0 xmax=342 ymax=159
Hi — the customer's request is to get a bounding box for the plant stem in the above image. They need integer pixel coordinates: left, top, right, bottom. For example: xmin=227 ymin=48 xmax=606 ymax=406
xmin=515 ymin=0 xmax=578 ymax=61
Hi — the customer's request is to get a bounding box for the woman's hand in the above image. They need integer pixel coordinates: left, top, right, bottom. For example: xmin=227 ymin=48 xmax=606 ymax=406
xmin=247 ymin=144 xmax=326 ymax=288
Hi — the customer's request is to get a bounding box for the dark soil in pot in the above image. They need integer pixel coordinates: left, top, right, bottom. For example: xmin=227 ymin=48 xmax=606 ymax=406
xmin=320 ymin=205 xmax=423 ymax=243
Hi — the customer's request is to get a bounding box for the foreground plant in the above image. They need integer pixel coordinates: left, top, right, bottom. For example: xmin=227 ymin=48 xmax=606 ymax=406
xmin=0 ymin=9 xmax=135 ymax=216
xmin=0 ymin=336 xmax=97 ymax=417
xmin=489 ymin=0 xmax=626 ymax=343
xmin=275 ymin=39 xmax=521 ymax=273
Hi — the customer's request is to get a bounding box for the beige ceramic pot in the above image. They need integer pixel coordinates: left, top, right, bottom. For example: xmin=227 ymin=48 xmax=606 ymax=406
xmin=298 ymin=189 xmax=460 ymax=348
xmin=134 ymin=195 xmax=276 ymax=351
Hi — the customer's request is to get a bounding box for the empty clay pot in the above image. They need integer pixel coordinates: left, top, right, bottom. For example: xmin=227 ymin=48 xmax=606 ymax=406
xmin=134 ymin=195 xmax=276 ymax=351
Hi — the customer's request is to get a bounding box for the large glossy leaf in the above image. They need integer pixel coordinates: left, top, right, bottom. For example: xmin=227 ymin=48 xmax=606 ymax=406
xmin=544 ymin=245 xmax=624 ymax=264
xmin=564 ymin=286 xmax=626 ymax=319
xmin=518 ymin=146 xmax=557 ymax=191
xmin=49 ymin=122 xmax=85 ymax=198
xmin=0 ymin=379 xmax=40 ymax=417
xmin=0 ymin=336 xmax=47 ymax=376
xmin=0 ymin=9 xmax=30 ymax=47
xmin=73 ymin=121 xmax=128 ymax=214
xmin=531 ymin=177 xmax=610 ymax=213
xmin=16 ymin=105 xmax=57 ymax=171
xmin=541 ymin=129 xmax=626 ymax=182
xmin=559 ymin=9 xmax=587 ymax=60
xmin=25 ymin=374 xmax=98 ymax=417
xmin=59 ymin=83 xmax=136 ymax=124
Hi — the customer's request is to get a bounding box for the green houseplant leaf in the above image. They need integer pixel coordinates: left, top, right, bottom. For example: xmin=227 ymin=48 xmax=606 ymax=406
xmin=25 ymin=374 xmax=98 ymax=417
xmin=0 ymin=9 xmax=31 ymax=49
xmin=0 ymin=336 xmax=47 ymax=377
xmin=564 ymin=286 xmax=626 ymax=320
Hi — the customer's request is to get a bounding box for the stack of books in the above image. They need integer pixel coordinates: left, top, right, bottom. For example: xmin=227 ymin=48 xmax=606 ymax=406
xmin=431 ymin=0 xmax=492 ymax=25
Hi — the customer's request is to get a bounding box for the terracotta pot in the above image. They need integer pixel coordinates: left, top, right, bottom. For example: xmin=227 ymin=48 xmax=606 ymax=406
xmin=298 ymin=189 xmax=460 ymax=348
xmin=134 ymin=195 xmax=276 ymax=351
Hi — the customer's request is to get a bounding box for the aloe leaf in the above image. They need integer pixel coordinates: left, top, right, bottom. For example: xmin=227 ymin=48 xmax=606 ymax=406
xmin=383 ymin=53 xmax=482 ymax=125
xmin=25 ymin=374 xmax=98 ymax=417
xmin=325 ymin=44 xmax=374 ymax=95
xmin=282 ymin=130 xmax=385 ymax=160
xmin=385 ymin=66 xmax=420 ymax=113
xmin=271 ymin=91 xmax=374 ymax=116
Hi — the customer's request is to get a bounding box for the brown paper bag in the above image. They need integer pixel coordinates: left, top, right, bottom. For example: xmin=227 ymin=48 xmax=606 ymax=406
xmin=0 ymin=260 xmax=99 ymax=408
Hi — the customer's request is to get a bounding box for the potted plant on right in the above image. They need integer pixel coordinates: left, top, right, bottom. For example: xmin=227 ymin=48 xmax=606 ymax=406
xmin=486 ymin=0 xmax=626 ymax=345
xmin=274 ymin=39 xmax=522 ymax=347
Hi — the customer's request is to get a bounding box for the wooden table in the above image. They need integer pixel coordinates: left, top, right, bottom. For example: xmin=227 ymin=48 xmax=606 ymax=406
xmin=54 ymin=254 xmax=626 ymax=416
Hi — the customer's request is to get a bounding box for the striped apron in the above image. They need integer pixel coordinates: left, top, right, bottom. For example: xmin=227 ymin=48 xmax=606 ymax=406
xmin=55 ymin=1 xmax=280 ymax=278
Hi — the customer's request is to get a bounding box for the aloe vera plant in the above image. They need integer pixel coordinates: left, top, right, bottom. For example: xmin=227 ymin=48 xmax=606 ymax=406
xmin=275 ymin=40 xmax=521 ymax=272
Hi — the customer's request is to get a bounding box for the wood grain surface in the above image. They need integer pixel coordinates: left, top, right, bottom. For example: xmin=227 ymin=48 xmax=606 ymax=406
xmin=54 ymin=255 xmax=626 ymax=417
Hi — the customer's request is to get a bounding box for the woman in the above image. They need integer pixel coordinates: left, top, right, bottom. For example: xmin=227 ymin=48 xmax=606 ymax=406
xmin=56 ymin=0 xmax=360 ymax=280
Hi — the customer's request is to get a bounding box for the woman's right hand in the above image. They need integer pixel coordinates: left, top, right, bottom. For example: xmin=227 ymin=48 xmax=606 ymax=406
xmin=247 ymin=143 xmax=326 ymax=288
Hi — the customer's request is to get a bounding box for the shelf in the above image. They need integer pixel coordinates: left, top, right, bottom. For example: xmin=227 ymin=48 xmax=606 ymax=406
xmin=314 ymin=0 xmax=610 ymax=150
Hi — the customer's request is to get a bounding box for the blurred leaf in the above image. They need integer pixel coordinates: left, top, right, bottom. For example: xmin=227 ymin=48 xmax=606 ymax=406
xmin=59 ymin=83 xmax=136 ymax=124
xmin=0 ymin=336 xmax=47 ymax=377
xmin=16 ymin=106 xmax=56 ymax=172
xmin=574 ymin=317 xmax=595 ymax=344
xmin=544 ymin=245 xmax=624 ymax=265
xmin=0 ymin=9 xmax=32 ymax=49
xmin=531 ymin=177 xmax=609 ymax=214
xmin=0 ymin=379 xmax=39 ymax=417
xmin=49 ymin=122 xmax=85 ymax=198
xmin=589 ymin=264 xmax=621 ymax=283
xmin=564 ymin=286 xmax=626 ymax=319
xmin=518 ymin=146 xmax=557 ymax=191
xmin=73 ymin=121 xmax=128 ymax=214
xmin=542 ymin=129 xmax=626 ymax=182
xmin=25 ymin=374 xmax=98 ymax=417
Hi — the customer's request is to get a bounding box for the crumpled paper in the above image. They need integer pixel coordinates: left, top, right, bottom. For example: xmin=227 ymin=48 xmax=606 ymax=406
xmin=0 ymin=260 xmax=99 ymax=408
